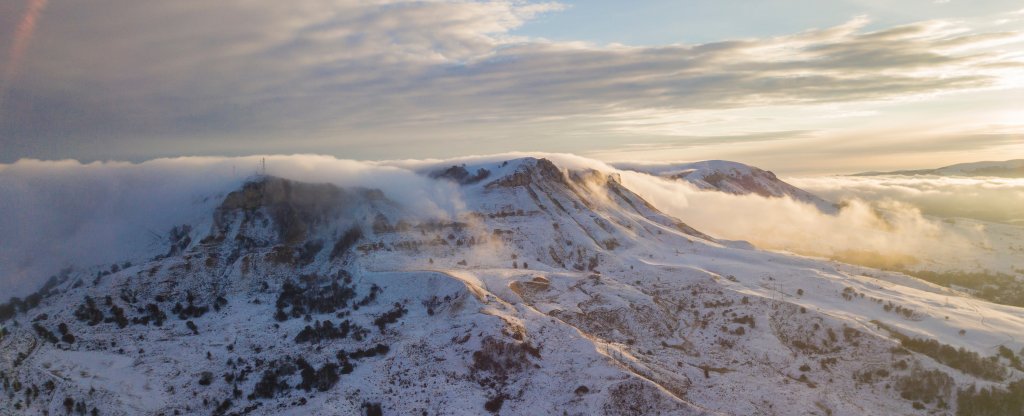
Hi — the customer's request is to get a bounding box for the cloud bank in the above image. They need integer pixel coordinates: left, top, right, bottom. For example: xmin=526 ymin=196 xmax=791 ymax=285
xmin=790 ymin=175 xmax=1024 ymax=224
xmin=616 ymin=171 xmax=985 ymax=270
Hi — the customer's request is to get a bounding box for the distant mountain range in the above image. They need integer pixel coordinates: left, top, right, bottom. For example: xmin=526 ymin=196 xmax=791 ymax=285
xmin=855 ymin=159 xmax=1024 ymax=178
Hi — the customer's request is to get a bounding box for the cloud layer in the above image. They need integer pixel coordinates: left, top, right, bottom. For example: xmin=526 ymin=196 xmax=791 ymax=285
xmin=790 ymin=175 xmax=1024 ymax=224
xmin=1 ymin=0 xmax=1021 ymax=163
xmin=616 ymin=170 xmax=985 ymax=269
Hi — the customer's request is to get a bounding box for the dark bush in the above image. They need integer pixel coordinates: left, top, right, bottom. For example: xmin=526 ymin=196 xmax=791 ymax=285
xmin=74 ymin=297 xmax=104 ymax=326
xmin=731 ymin=315 xmax=755 ymax=328
xmin=249 ymin=360 xmax=295 ymax=399
xmin=484 ymin=394 xmax=506 ymax=413
xmin=295 ymin=320 xmax=358 ymax=344
xmin=131 ymin=303 xmax=167 ymax=326
xmin=373 ymin=303 xmax=407 ymax=333
xmin=362 ymin=402 xmax=383 ymax=416
xmin=32 ymin=324 xmax=58 ymax=344
xmin=295 ymin=359 xmax=340 ymax=392
xmin=213 ymin=398 xmax=233 ymax=416
xmin=342 ymin=344 xmax=391 ymax=361
xmin=276 ymin=275 xmax=358 ymax=320
xmin=105 ymin=304 xmax=129 ymax=328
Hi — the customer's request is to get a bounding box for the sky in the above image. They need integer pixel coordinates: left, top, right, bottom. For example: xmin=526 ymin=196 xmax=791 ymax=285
xmin=0 ymin=0 xmax=1022 ymax=174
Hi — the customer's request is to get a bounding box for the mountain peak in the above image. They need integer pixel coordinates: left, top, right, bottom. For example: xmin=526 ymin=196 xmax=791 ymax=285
xmin=4 ymin=156 xmax=1022 ymax=416
xmin=617 ymin=160 xmax=837 ymax=212
xmin=485 ymin=158 xmax=570 ymax=189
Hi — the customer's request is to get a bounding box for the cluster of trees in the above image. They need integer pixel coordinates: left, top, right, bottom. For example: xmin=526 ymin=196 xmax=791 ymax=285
xmin=471 ymin=337 xmax=541 ymax=385
xmin=15 ymin=381 xmax=43 ymax=410
xmin=899 ymin=337 xmax=1005 ymax=381
xmin=957 ymin=380 xmax=1024 ymax=416
xmin=32 ymin=323 xmax=59 ymax=344
xmin=882 ymin=301 xmax=919 ymax=319
xmin=294 ymin=319 xmax=368 ymax=344
xmin=171 ymin=291 xmax=210 ymax=320
xmin=92 ymin=262 xmax=130 ymax=286
xmin=731 ymin=315 xmax=756 ymax=328
xmin=997 ymin=345 xmax=1024 ymax=371
xmin=131 ymin=303 xmax=167 ymax=326
xmin=894 ymin=367 xmax=952 ymax=408
xmin=107 ymin=303 xmax=129 ymax=328
xmin=275 ymin=275 xmax=358 ymax=321
xmin=372 ymin=303 xmax=407 ymax=333
xmin=904 ymin=269 xmax=1024 ymax=308
xmin=62 ymin=396 xmax=98 ymax=415
xmin=56 ymin=322 xmax=76 ymax=344
xmin=333 ymin=344 xmax=390 ymax=376
xmin=354 ymin=284 xmax=382 ymax=310
xmin=1 ymin=275 xmax=69 ymax=322
xmin=249 ymin=360 xmax=296 ymax=399
xmin=73 ymin=297 xmax=105 ymax=326
xmin=342 ymin=344 xmax=391 ymax=360
xmin=73 ymin=295 xmax=168 ymax=328
xmin=249 ymin=342 xmax=394 ymax=400
xmin=295 ymin=358 xmax=340 ymax=392
xmin=875 ymin=321 xmax=1006 ymax=381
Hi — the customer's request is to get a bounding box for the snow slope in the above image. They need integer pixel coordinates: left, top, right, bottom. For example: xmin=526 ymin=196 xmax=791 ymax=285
xmin=2 ymin=157 xmax=1023 ymax=415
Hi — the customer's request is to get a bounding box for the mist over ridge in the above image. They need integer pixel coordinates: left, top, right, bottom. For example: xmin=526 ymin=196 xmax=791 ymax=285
xmin=3 ymin=152 xmax=1017 ymax=299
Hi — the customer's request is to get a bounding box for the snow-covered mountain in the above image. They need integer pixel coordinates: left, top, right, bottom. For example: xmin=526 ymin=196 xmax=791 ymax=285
xmin=2 ymin=157 xmax=1023 ymax=415
xmin=615 ymin=160 xmax=837 ymax=212
xmin=856 ymin=160 xmax=1024 ymax=178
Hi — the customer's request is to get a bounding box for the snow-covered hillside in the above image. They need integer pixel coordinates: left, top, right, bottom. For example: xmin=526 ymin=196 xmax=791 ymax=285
xmin=615 ymin=160 xmax=837 ymax=213
xmin=2 ymin=157 xmax=1023 ymax=415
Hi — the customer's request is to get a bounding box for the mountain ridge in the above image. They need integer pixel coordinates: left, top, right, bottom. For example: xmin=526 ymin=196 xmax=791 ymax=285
xmin=614 ymin=160 xmax=837 ymax=213
xmin=854 ymin=159 xmax=1024 ymax=178
xmin=2 ymin=156 xmax=1023 ymax=415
